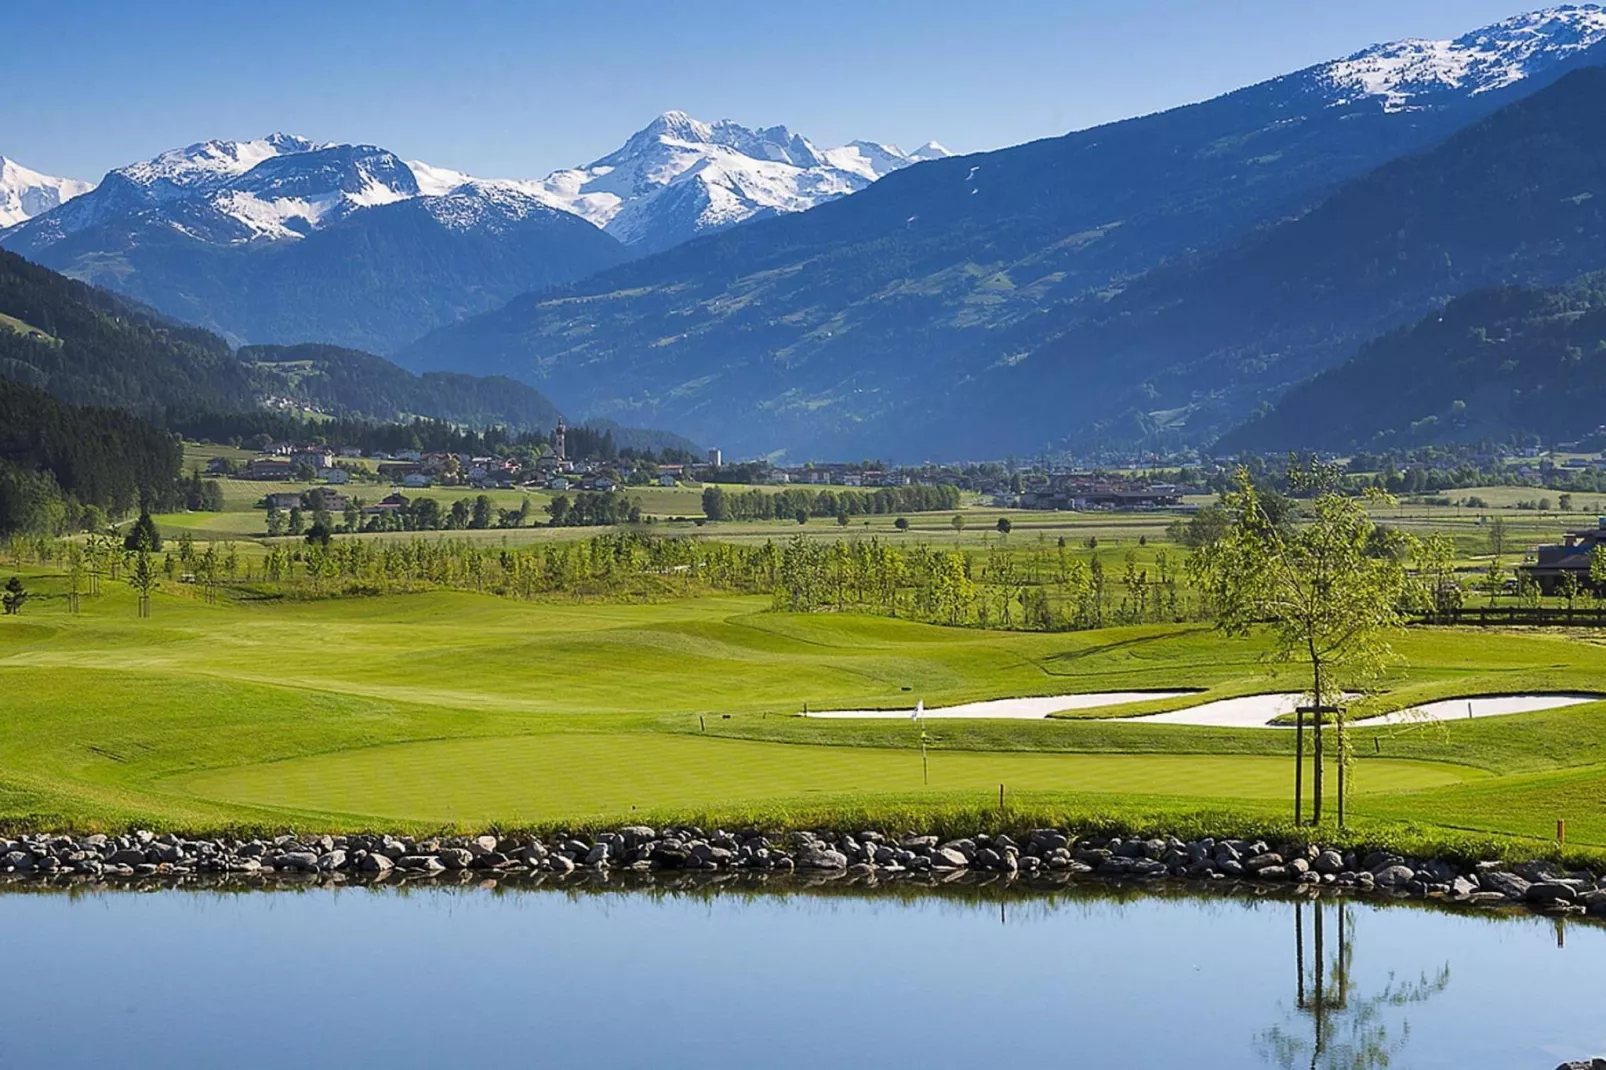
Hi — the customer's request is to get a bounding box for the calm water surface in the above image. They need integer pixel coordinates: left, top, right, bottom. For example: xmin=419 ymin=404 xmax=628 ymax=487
xmin=0 ymin=883 xmax=1602 ymax=1068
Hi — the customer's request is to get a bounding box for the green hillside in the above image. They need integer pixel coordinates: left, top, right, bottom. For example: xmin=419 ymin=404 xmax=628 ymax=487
xmin=1219 ymin=276 xmax=1606 ymax=451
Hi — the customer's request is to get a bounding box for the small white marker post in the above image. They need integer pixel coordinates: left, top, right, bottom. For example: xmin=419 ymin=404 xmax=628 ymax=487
xmin=913 ymin=700 xmax=928 ymax=785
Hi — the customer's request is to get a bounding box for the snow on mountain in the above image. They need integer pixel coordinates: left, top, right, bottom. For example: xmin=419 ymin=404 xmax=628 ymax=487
xmin=116 ymin=133 xmax=324 ymax=200
xmin=528 ymin=111 xmax=952 ymax=251
xmin=1310 ymin=4 xmax=1606 ymax=111
xmin=6 ymin=114 xmax=944 ymax=257
xmin=0 ymin=157 xmax=95 ymax=228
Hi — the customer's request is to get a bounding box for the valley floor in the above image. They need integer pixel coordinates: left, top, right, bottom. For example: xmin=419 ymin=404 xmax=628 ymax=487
xmin=4 ymin=566 xmax=1606 ymax=857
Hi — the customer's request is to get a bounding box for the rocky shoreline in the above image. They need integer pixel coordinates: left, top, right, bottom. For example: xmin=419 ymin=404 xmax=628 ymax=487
xmin=2 ymin=827 xmax=1605 ymax=917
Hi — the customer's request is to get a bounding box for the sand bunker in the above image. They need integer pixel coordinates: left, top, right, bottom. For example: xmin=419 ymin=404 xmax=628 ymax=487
xmin=801 ymin=692 xmax=1196 ymax=720
xmin=1364 ymin=693 xmax=1600 ymax=727
xmin=1114 ymin=692 xmax=1601 ymax=729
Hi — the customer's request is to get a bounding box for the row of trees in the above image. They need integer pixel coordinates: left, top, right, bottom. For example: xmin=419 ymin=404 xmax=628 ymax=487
xmin=701 ymin=484 xmax=962 ymax=523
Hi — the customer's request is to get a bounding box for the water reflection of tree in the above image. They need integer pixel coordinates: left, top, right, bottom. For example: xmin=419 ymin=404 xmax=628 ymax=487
xmin=1256 ymin=899 xmax=1451 ymax=1070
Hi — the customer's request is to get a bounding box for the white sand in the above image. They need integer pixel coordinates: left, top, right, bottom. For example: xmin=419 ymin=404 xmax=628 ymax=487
xmin=1113 ymin=692 xmax=1601 ymax=729
xmin=1363 ymin=693 xmax=1600 ymax=727
xmin=1116 ymin=693 xmax=1320 ymax=728
xmin=801 ymin=692 xmax=1197 ymax=720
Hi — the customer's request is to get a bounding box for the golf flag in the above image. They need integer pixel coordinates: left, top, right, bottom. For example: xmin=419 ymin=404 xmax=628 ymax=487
xmin=912 ymin=700 xmax=924 ymax=721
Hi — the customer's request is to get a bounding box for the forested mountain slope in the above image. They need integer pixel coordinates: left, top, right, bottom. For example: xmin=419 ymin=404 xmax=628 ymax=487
xmin=1216 ymin=276 xmax=1606 ymax=451
xmin=982 ymin=65 xmax=1606 ymax=454
xmin=0 ymin=247 xmax=251 ymax=415
xmin=240 ymin=343 xmax=564 ymax=431
xmin=399 ymin=10 xmax=1606 ymax=458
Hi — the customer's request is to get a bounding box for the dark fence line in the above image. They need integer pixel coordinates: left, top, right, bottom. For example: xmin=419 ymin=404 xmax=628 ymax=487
xmin=1415 ymin=606 xmax=1606 ymax=627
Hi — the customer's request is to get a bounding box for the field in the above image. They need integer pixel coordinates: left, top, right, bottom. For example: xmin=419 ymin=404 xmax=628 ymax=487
xmin=6 ymin=553 xmax=1606 ymax=856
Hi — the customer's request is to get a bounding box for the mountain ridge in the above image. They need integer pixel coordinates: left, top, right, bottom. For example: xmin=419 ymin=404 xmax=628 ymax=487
xmin=400 ymin=6 xmax=1606 ymax=460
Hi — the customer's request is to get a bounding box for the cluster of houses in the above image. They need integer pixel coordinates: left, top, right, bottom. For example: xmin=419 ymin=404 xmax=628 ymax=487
xmin=980 ymin=474 xmax=1195 ymax=512
xmin=219 ymin=436 xmax=1206 ymax=514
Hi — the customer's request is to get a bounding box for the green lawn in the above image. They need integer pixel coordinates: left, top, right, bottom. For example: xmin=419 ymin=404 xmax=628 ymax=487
xmin=4 ymin=561 xmax=1606 ymax=850
xmin=171 ymin=734 xmax=1477 ymax=825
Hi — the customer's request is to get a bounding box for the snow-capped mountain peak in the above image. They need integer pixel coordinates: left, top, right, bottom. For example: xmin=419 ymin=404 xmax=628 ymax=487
xmin=0 ymin=156 xmax=95 ymax=228
xmin=116 ymin=133 xmax=325 ymax=199
xmin=534 ymin=112 xmax=948 ymax=252
xmin=5 ymin=115 xmax=945 ymax=256
xmin=1314 ymin=4 xmax=1606 ymax=110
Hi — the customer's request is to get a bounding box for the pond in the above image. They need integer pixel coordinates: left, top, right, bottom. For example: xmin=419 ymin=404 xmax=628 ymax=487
xmin=1 ymin=881 xmax=1601 ymax=1068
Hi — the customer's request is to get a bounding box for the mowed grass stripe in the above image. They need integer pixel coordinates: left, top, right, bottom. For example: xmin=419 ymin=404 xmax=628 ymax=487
xmin=171 ymin=734 xmax=1480 ymax=825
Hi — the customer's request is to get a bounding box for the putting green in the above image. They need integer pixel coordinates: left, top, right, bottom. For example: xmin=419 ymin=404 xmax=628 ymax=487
xmin=171 ymin=733 xmax=1483 ymax=825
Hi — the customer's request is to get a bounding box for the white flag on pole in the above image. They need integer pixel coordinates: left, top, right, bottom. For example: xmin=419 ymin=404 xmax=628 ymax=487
xmin=912 ymin=700 xmax=924 ymax=721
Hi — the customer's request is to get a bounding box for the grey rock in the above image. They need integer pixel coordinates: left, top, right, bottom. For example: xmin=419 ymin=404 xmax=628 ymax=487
xmin=1373 ymin=864 xmax=1416 ymax=888
xmin=930 ymin=848 xmax=968 ymax=870
xmin=1480 ymin=871 xmax=1532 ymax=900
xmin=798 ymin=847 xmax=849 ymax=870
xmin=357 ymin=853 xmax=393 ymax=874
xmin=1313 ymin=850 xmax=1345 ymax=876
xmin=1526 ymin=882 xmax=1579 ymax=904
xmin=1030 ymin=830 xmax=1069 ymax=851
xmin=399 ymin=855 xmax=445 ymax=874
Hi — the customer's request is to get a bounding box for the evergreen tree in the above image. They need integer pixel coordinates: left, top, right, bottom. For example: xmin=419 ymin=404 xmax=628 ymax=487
xmin=1 ymin=576 xmax=26 ymax=615
xmin=123 ymin=512 xmax=162 ymax=552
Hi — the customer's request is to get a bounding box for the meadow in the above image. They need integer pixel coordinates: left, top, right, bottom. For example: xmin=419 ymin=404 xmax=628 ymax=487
xmin=5 ymin=547 xmax=1606 ymax=856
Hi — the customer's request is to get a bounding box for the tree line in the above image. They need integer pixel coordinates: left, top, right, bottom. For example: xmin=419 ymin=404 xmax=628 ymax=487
xmin=701 ymin=483 xmax=961 ymax=522
xmin=0 ymin=378 xmax=187 ymax=536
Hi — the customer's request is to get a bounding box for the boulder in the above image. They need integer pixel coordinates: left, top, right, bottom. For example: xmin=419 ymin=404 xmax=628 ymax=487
xmin=1372 ymin=864 xmax=1416 ymax=888
xmin=930 ymin=847 xmax=969 ymax=870
xmin=1526 ymin=882 xmax=1579 ymax=905
xmin=398 ymin=855 xmax=446 ymax=874
xmin=1480 ymin=871 xmax=1532 ymax=900
xmin=358 ymin=853 xmax=393 ymax=874
xmin=798 ymin=847 xmax=849 ymax=870
xmin=1312 ymin=850 xmax=1345 ymax=876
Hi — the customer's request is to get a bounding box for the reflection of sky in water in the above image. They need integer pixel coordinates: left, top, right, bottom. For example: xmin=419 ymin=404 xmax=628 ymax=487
xmin=0 ymin=886 xmax=1600 ymax=1068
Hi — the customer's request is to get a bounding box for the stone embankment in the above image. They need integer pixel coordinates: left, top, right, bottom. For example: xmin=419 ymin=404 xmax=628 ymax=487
xmin=2 ymin=828 xmax=1605 ymax=917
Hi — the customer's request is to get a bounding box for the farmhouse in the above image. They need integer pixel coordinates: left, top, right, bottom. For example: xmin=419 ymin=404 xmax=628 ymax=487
xmin=246 ymin=458 xmax=294 ymax=480
xmin=1521 ymin=518 xmax=1606 ymax=594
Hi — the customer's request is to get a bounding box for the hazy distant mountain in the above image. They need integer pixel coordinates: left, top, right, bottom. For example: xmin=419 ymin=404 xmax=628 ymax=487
xmin=1001 ymin=62 xmax=1606 ymax=455
xmin=0 ymin=156 xmax=94 ymax=228
xmin=401 ymin=6 xmax=1606 ymax=460
xmin=0 ymin=112 xmax=942 ymax=351
xmin=0 ymin=135 xmax=629 ymax=354
xmin=529 ymin=111 xmax=951 ymax=253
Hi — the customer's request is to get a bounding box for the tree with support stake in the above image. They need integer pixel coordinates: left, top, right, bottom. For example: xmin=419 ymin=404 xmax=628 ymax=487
xmin=1192 ymin=460 xmax=1412 ymax=828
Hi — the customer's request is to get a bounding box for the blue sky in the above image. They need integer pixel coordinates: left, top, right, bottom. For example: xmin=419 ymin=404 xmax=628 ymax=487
xmin=8 ymin=0 xmax=1533 ymax=180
